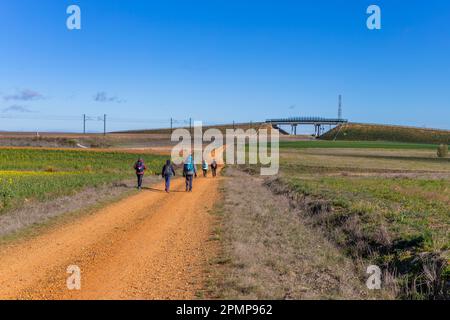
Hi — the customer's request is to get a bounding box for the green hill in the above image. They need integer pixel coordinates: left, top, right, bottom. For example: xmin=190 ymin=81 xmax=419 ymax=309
xmin=321 ymin=123 xmax=450 ymax=145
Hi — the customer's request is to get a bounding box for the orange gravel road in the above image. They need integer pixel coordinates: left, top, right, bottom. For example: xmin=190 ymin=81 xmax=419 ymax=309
xmin=0 ymin=173 xmax=221 ymax=300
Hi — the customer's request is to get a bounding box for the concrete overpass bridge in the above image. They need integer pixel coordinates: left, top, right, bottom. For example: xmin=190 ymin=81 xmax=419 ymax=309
xmin=266 ymin=117 xmax=348 ymax=136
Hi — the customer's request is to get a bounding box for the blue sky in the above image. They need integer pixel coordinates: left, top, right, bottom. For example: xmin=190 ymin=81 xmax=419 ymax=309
xmin=0 ymin=0 xmax=449 ymax=132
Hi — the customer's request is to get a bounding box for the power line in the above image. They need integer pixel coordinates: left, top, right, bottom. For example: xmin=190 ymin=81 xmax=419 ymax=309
xmin=1 ymin=113 xmax=264 ymax=133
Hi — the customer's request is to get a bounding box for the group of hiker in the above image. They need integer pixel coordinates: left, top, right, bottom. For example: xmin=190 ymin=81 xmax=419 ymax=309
xmin=133 ymin=156 xmax=218 ymax=192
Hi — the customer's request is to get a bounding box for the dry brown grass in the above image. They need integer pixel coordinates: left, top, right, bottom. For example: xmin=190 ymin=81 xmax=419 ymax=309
xmin=0 ymin=132 xmax=175 ymax=149
xmin=209 ymin=167 xmax=383 ymax=300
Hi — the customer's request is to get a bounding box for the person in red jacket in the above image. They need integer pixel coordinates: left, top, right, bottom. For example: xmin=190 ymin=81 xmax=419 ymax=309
xmin=133 ymin=157 xmax=147 ymax=190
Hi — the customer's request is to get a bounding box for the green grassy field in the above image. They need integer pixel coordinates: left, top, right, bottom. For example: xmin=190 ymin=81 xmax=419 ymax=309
xmin=320 ymin=123 xmax=450 ymax=145
xmin=0 ymin=148 xmax=165 ymax=212
xmin=271 ymin=144 xmax=449 ymax=299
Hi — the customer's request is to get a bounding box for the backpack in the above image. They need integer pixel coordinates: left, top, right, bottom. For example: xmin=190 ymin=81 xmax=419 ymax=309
xmin=184 ymin=162 xmax=194 ymax=174
xmin=136 ymin=161 xmax=145 ymax=174
xmin=164 ymin=164 xmax=173 ymax=176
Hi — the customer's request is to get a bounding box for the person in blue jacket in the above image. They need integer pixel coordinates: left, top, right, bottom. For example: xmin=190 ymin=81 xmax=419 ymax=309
xmin=183 ymin=155 xmax=197 ymax=192
xmin=202 ymin=159 xmax=209 ymax=177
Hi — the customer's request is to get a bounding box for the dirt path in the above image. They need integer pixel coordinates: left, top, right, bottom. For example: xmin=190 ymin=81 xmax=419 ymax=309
xmin=0 ymin=173 xmax=220 ymax=300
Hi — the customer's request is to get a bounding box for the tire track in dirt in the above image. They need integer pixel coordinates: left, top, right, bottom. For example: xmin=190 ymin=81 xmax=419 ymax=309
xmin=0 ymin=172 xmax=221 ymax=300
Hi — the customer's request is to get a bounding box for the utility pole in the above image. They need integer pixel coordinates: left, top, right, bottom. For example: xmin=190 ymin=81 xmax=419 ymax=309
xmin=103 ymin=114 xmax=107 ymax=136
xmin=338 ymin=94 xmax=342 ymax=119
xmin=189 ymin=118 xmax=192 ymax=135
xmin=170 ymin=118 xmax=173 ymax=134
xmin=233 ymin=121 xmax=235 ymax=130
xmin=83 ymin=114 xmax=86 ymax=134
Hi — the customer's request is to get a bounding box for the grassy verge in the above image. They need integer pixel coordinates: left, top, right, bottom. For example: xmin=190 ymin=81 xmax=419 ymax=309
xmin=202 ymin=181 xmax=229 ymax=299
xmin=0 ymin=148 xmax=166 ymax=213
xmin=206 ymin=167 xmax=372 ymax=299
xmin=268 ymin=148 xmax=450 ymax=299
xmin=0 ymin=186 xmax=139 ymax=246
xmin=280 ymin=140 xmax=439 ymax=150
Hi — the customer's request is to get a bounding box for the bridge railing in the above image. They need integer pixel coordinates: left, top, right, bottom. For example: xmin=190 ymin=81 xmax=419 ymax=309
xmin=266 ymin=117 xmax=348 ymax=123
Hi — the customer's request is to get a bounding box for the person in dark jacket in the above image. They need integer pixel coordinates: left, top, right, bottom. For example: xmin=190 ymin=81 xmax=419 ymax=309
xmin=161 ymin=159 xmax=176 ymax=193
xmin=211 ymin=159 xmax=218 ymax=177
xmin=133 ymin=157 xmax=147 ymax=190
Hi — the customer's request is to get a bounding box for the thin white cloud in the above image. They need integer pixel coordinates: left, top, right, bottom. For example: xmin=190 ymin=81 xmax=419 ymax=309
xmin=3 ymin=89 xmax=44 ymax=101
xmin=2 ymin=105 xmax=34 ymax=113
xmin=93 ymin=91 xmax=125 ymax=103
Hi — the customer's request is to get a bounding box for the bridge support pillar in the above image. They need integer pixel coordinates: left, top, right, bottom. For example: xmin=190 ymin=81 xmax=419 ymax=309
xmin=314 ymin=124 xmax=323 ymax=137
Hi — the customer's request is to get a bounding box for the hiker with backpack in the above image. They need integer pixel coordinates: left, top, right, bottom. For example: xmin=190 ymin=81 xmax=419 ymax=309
xmin=202 ymin=159 xmax=209 ymax=177
xmin=161 ymin=159 xmax=176 ymax=193
xmin=133 ymin=157 xmax=147 ymax=190
xmin=211 ymin=159 xmax=218 ymax=177
xmin=183 ymin=155 xmax=197 ymax=192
